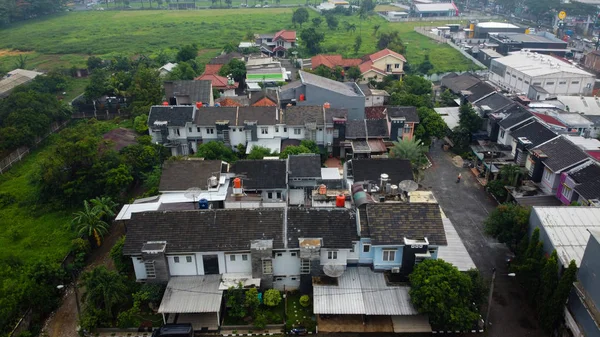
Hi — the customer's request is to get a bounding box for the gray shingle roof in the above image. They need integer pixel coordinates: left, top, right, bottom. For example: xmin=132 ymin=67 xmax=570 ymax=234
xmin=194 ymin=106 xmax=280 ymax=126
xmin=240 ymin=106 xmax=280 ymax=125
xmin=440 ymin=73 xmax=481 ymax=94
xmin=465 ymin=82 xmax=496 ymax=103
xmin=159 ymin=160 xmax=224 ymax=191
xmin=386 ymin=106 xmax=419 ymax=123
xmin=288 ymin=154 xmax=321 ymax=178
xmin=208 ymin=52 xmax=243 ymax=65
xmin=350 ymin=158 xmax=413 ymax=184
xmin=536 ymin=137 xmax=590 ymax=172
xmin=475 ymin=92 xmax=513 ymax=113
xmin=498 ymin=107 xmax=534 ymax=129
xmin=148 ymin=106 xmax=195 ymax=127
xmin=362 ymin=203 xmax=447 ymax=246
xmin=346 ymin=120 xmax=367 ymax=138
xmin=575 ymin=179 xmax=600 ymax=200
xmin=366 ymin=119 xmax=389 ymax=138
xmin=164 ymin=80 xmax=212 ymax=104
xmin=299 ymin=71 xmax=363 ymax=97
xmin=287 ymin=208 xmax=358 ymax=248
xmin=571 ymin=164 xmax=600 ymax=200
xmin=122 ymin=209 xmax=284 ymax=255
xmin=510 ymin=121 xmax=557 ymax=147
xmin=284 ymin=106 xmax=324 ymax=125
xmin=195 ymin=107 xmax=238 ymax=126
xmin=230 ymin=160 xmax=287 ymax=189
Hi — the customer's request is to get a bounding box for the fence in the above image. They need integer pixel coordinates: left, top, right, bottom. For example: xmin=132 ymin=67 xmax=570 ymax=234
xmin=0 ymin=121 xmax=69 ymax=174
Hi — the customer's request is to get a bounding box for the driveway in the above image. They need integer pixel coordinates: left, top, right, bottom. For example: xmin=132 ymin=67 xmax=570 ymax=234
xmin=421 ymin=140 xmax=545 ymax=337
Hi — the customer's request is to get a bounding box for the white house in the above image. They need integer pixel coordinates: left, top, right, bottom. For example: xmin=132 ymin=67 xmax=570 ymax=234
xmin=158 ymin=62 xmax=178 ymax=77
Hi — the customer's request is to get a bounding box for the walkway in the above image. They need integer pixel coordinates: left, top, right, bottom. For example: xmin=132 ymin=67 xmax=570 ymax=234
xmin=422 ymin=140 xmax=545 ymax=337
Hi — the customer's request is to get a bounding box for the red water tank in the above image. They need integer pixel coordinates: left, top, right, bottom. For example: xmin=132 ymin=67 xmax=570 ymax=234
xmin=336 ymin=194 xmax=345 ymax=208
xmin=196 ymin=102 xmax=203 ymax=109
xmin=233 ymin=177 xmax=242 ymax=189
xmin=162 ymin=101 xmax=169 ymax=106
xmin=299 ymin=94 xmax=305 ymax=101
xmin=323 ymin=102 xmax=331 ymax=109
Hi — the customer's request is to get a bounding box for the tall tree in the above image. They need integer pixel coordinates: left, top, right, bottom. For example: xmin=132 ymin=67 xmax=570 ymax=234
xmin=458 ymin=102 xmax=482 ymax=133
xmin=90 ymin=196 xmax=118 ymax=219
xmin=346 ymin=65 xmax=362 ymax=82
xmin=300 ymin=27 xmax=325 ymax=54
xmin=292 ymin=7 xmax=309 ymax=28
xmin=325 ymin=14 xmax=338 ymax=30
xmin=176 ymin=44 xmax=199 ymax=62
xmin=373 ymin=24 xmax=381 ymax=36
xmin=71 ymin=200 xmax=110 ymax=247
xmin=219 ymin=59 xmax=247 ymax=83
xmin=545 ymin=260 xmax=577 ymax=331
xmin=538 ymin=250 xmax=559 ymax=327
xmin=484 ymin=203 xmax=530 ymax=249
xmin=312 ymin=17 xmax=322 ymax=28
xmin=376 ymin=31 xmax=406 ymax=54
xmin=129 ymin=66 xmax=163 ymax=116
xmin=167 ymin=62 xmax=198 ymax=80
xmin=81 ymin=266 xmax=128 ymax=318
xmin=414 ymin=107 xmax=447 ymax=144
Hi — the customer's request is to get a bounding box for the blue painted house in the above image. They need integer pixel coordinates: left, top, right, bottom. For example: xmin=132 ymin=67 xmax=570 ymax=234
xmin=357 ymin=203 xmax=447 ymax=276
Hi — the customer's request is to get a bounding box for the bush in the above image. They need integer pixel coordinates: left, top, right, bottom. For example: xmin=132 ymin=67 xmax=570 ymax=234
xmin=485 ymin=179 xmax=507 ymax=200
xmin=263 ymin=289 xmax=281 ymax=307
xmin=299 ymin=295 xmax=310 ymax=307
xmin=253 ymin=310 xmax=267 ymax=329
xmin=71 ymin=238 xmax=91 ymax=255
xmin=110 ymin=236 xmax=132 ymax=274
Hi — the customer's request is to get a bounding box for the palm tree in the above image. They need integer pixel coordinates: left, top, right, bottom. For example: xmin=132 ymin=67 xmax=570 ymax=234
xmin=14 ymin=55 xmax=28 ymax=69
xmin=90 ymin=196 xmax=118 ymax=219
xmin=71 ymin=200 xmax=110 ymax=247
xmin=81 ymin=266 xmax=128 ymax=318
xmin=390 ymin=137 xmax=429 ymax=181
xmin=500 ymin=164 xmax=523 ymax=187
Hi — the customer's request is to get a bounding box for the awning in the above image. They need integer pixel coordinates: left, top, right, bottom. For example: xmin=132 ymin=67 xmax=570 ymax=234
xmin=246 ymin=138 xmax=281 ymax=154
xmin=159 ymin=275 xmax=223 ymax=314
xmin=351 ymin=139 xmax=387 ymax=154
xmin=246 ymin=83 xmax=261 ymax=91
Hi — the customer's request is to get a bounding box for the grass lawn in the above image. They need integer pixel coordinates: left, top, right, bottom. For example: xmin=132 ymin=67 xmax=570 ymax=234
xmin=0 ymin=9 xmax=475 ymax=73
xmin=63 ymin=77 xmax=90 ymax=102
xmin=223 ymin=300 xmax=285 ymax=326
xmin=285 ymin=292 xmax=315 ymax=332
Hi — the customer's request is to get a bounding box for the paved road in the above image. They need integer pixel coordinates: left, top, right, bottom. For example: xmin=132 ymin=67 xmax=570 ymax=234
xmin=421 ymin=141 xmax=545 ymax=337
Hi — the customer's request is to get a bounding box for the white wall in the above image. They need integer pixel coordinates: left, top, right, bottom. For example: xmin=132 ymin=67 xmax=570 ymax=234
xmin=273 ymin=251 xmax=301 ymax=276
xmin=132 ymin=257 xmax=147 ymax=280
xmin=229 ymin=126 xmax=247 ymax=147
xmin=192 ymin=252 xmax=226 ymax=275
xmin=289 ymin=126 xmax=305 ymax=140
xmin=347 ymin=242 xmax=359 ymax=261
xmin=493 ymin=65 xmax=594 ymax=96
xmin=168 ymin=254 xmax=198 ymax=276
xmin=273 ymin=276 xmax=300 ymax=291
xmin=365 ymin=95 xmax=385 ymax=107
xmin=224 ymin=253 xmax=252 ymax=273
xmin=320 ymin=249 xmax=349 ymax=265
xmin=497 ymin=126 xmax=512 ymax=146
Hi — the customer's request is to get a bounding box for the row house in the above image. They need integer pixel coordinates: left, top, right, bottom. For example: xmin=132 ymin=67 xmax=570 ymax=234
xmin=556 ymin=161 xmax=600 ymax=206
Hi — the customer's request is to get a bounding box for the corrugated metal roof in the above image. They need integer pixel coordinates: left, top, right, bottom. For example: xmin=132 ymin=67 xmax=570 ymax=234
xmin=158 ymin=276 xmax=223 ymax=314
xmin=313 ymin=267 xmax=419 ymax=315
xmin=437 ymin=219 xmax=476 ymax=271
xmin=532 ymin=207 xmax=600 ymax=267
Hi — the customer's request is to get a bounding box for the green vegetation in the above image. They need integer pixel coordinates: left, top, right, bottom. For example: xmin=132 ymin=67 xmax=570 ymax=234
xmin=0 ymin=10 xmax=475 ymax=74
xmin=390 ymin=137 xmax=428 ymax=181
xmin=286 ymin=292 xmax=315 ymax=332
xmin=484 ymin=203 xmax=531 ymax=249
xmin=223 ymin=285 xmax=283 ymax=327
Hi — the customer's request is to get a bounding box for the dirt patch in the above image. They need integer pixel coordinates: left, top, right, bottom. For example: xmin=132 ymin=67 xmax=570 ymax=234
xmin=0 ymin=49 xmax=34 ymax=57
xmin=103 ymin=128 xmax=138 ymax=151
xmin=452 ymin=155 xmax=464 ymax=168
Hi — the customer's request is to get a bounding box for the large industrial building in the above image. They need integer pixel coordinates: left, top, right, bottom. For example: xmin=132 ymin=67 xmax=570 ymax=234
xmin=489 ymin=51 xmax=595 ymax=99
xmin=488 ymin=32 xmax=568 ymax=56
xmin=412 ymin=3 xmax=458 ymax=17
xmin=472 ymin=22 xmax=526 ymax=39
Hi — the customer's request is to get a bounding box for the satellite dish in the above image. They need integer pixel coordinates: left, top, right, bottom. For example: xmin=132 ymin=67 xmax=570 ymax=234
xmin=398 ymin=180 xmax=419 ymax=193
xmin=184 ymin=187 xmax=202 ymax=202
xmin=323 ymin=262 xmax=345 ymax=278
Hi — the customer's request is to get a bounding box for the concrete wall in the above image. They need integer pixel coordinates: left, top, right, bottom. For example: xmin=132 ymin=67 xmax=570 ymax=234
xmin=358 ymin=238 xmax=374 ymax=264
xmin=132 ymin=256 xmax=147 ymax=280
xmin=251 ymin=240 xmax=274 ymax=289
xmin=273 ymin=250 xmax=301 ymax=276
xmin=579 ymin=235 xmax=600 ymax=309
xmin=168 ymin=254 xmax=198 ymax=276
xmin=141 ymin=251 xmax=170 ymax=283
xmin=319 ymin=249 xmax=349 ymax=265
xmin=225 ymin=252 xmax=252 ymax=273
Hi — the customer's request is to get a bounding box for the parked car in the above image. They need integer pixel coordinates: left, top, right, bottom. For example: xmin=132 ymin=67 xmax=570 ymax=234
xmin=255 ymin=4 xmax=261 ymax=7
xmin=290 ymin=327 xmax=308 ymax=335
xmin=151 ymin=324 xmax=193 ymax=337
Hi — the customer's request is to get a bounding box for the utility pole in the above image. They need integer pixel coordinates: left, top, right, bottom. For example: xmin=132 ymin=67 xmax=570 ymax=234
xmin=484 ymin=267 xmax=496 ymax=329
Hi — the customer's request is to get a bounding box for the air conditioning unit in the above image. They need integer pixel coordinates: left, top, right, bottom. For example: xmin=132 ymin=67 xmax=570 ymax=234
xmin=391 ymin=267 xmax=400 ymax=273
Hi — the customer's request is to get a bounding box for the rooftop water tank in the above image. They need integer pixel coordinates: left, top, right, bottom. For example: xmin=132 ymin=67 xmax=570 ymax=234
xmin=198 ymin=198 xmax=209 ymax=209
xmin=336 ymin=194 xmax=345 ymax=208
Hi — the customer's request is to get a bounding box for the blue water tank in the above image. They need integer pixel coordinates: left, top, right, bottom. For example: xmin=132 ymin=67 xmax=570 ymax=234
xmin=198 ymin=198 xmax=209 ymax=209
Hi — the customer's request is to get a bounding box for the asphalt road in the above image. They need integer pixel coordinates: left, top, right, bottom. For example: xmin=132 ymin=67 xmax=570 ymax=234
xmin=421 ymin=141 xmax=545 ymax=337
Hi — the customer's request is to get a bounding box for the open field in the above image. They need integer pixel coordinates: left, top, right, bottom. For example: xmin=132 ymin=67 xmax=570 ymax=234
xmin=0 ymin=9 xmax=476 ymax=73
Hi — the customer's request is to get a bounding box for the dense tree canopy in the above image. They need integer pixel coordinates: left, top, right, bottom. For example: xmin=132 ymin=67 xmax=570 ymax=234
xmin=414 ymin=107 xmax=447 ymax=144
xmin=196 ymin=141 xmax=238 ymax=162
xmin=484 ymin=203 xmax=530 ymax=249
xmin=176 ymin=44 xmax=199 ymax=63
xmin=219 ymin=59 xmax=247 ymax=83
xmin=292 ymin=8 xmax=309 ymax=28
xmin=0 ymin=0 xmax=67 ymax=25
xmin=300 ymin=28 xmax=325 ymax=54
xmin=458 ymin=103 xmax=483 ymax=133
xmin=376 ymin=31 xmax=406 ymax=55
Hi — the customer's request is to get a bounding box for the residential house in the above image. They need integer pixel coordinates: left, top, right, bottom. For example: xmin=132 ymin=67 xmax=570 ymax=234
xmin=441 ymin=73 xmax=483 ymax=95
xmin=344 ymin=119 xmax=389 ymax=158
xmin=256 ymin=30 xmax=296 ymax=57
xmin=288 ymin=154 xmax=322 ymax=206
xmin=0 ymin=69 xmax=43 ymax=99
xmin=345 ymin=158 xmax=414 ymax=188
xmin=148 ymin=105 xmax=196 ymax=156
xmin=474 ymin=92 xmax=514 ymax=118
xmin=164 ymin=80 xmax=214 ymax=106
xmin=359 ymin=84 xmax=390 ymax=107
xmin=568 ymin=229 xmax=600 ymax=337
xmin=526 ymin=137 xmax=591 ymax=195
xmin=495 ymin=106 xmax=535 ymax=146
xmin=583 ymin=50 xmax=600 ymax=74
xmin=386 ymin=106 xmax=420 ymax=141
xmin=283 ymin=105 xmax=348 ymax=155
xmin=245 ymin=57 xmax=288 ymax=89
xmin=508 ymin=121 xmax=558 ymax=165
xmin=531 ymin=112 xmax=567 ymax=131
xmin=250 ymin=90 xmax=278 ymax=107
xmin=228 ymin=159 xmax=288 ymax=208
xmin=158 ymin=62 xmax=177 ymax=77
xmin=461 ymin=81 xmax=497 ymax=105
xmin=310 ymin=49 xmax=406 ymax=83
xmin=279 ymin=70 xmax=366 ymax=120
xmin=557 ymin=162 xmax=600 ymax=206
xmin=194 ymin=73 xmax=238 ymax=97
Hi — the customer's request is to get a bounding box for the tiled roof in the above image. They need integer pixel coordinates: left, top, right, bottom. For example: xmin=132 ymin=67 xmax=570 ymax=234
xmin=350 ymin=158 xmax=413 ymax=184
xmin=148 ymin=106 xmax=195 ymax=127
xmin=366 ymin=119 xmax=389 ymax=138
xmin=346 ymin=120 xmax=367 ymax=138
xmin=498 ymin=108 xmax=534 ymax=129
xmin=325 ymin=108 xmax=348 ymax=123
xmin=230 ymin=160 xmax=287 ymax=189
xmin=359 ymin=62 xmax=388 ymax=75
xmin=365 ymin=106 xmax=387 ymax=119
xmin=273 ymin=30 xmax=296 ymax=42
xmin=465 ymin=81 xmax=496 ymax=103
xmin=203 ymin=64 xmax=223 ymax=75
xmin=311 ymin=54 xmax=362 ymax=69
xmin=159 ymin=160 xmax=224 ymax=192
xmin=239 ymin=106 xmax=280 ymax=125
xmin=368 ymin=48 xmax=406 ymax=63
xmin=285 ymin=105 xmax=324 ymax=125
xmin=570 ymin=163 xmax=600 ymax=184
xmin=510 ymin=121 xmax=557 ymax=147
xmin=195 ymin=74 xmax=238 ymax=89
xmin=195 ymin=106 xmax=238 ymax=126
xmin=533 ymin=113 xmax=566 ymax=127
xmin=475 ymin=92 xmax=513 ymax=113
xmin=575 ymin=179 xmax=600 ymax=200
xmin=536 ymin=137 xmax=590 ymax=172
xmin=387 ymin=106 xmax=419 ymax=123
xmin=164 ymin=80 xmax=212 ymax=104
xmin=441 ymin=72 xmax=481 ymax=94
xmin=208 ymin=52 xmax=243 ymax=65
xmin=252 ymin=97 xmax=278 ymax=107
xmin=217 ymin=98 xmax=242 ymax=107
xmin=122 ymin=209 xmax=284 ymax=255
xmin=250 ymin=90 xmax=278 ymax=106
xmin=288 ymin=154 xmax=321 ymax=178
xmin=362 ymin=203 xmax=447 ymax=246
xmin=287 ymin=208 xmax=358 ymax=248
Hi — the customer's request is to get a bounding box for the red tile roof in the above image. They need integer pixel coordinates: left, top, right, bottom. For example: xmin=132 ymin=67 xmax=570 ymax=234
xmin=311 ymin=54 xmax=362 ymax=69
xmin=218 ymin=98 xmax=242 ymax=107
xmin=533 ymin=112 xmax=566 ymax=128
xmin=273 ymin=30 xmax=296 ymax=42
xmin=359 ymin=62 xmax=388 ymax=75
xmin=252 ymin=97 xmax=277 ymax=107
xmin=195 ymin=73 xmax=238 ymax=89
xmin=204 ymin=64 xmax=222 ymax=75
xmin=368 ymin=48 xmax=406 ymax=63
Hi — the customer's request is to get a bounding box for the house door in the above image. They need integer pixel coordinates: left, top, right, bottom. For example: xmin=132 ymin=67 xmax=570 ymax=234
xmin=202 ymin=255 xmax=219 ymax=275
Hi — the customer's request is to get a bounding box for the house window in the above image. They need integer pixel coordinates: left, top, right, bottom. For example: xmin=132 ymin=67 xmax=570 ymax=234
xmin=363 ymin=244 xmax=371 ymax=253
xmin=230 ymin=255 xmax=236 ymax=262
xmin=562 ymin=184 xmax=573 ymax=199
xmin=276 ymin=253 xmax=283 ymax=257
xmin=518 ymin=77 xmax=522 ymax=81
xmin=512 ymin=75 xmax=516 ymax=78
xmin=394 ymin=63 xmax=400 ymax=69
xmin=532 ymin=82 xmax=541 ymax=85
xmin=404 ymin=124 xmax=411 ymax=134
xmin=291 ymin=252 xmax=297 ymax=257
xmin=261 ymin=127 xmax=268 ymax=134
xmin=242 ymin=254 xmax=248 ymax=261
xmin=559 ymin=81 xmax=567 ymax=85
xmin=276 ymin=192 xmax=282 ymax=199
xmin=186 ymin=256 xmax=192 ymax=263
xmin=275 ymin=126 xmax=279 ymax=132
xmin=206 ymin=128 xmax=214 ymax=134
xmin=301 ymin=259 xmax=311 ymax=274
xmin=524 ymin=80 xmax=529 ymax=84
xmin=268 ymin=192 xmax=273 ymax=199
xmin=144 ymin=262 xmax=156 ymax=279
xmin=262 ymin=259 xmax=273 ymax=274
xmin=382 ymin=249 xmax=396 ymax=262
xmin=174 ymin=256 xmax=180 ymax=263
xmin=197 ymin=127 xmax=201 ymax=132
xmin=333 ymin=129 xmax=339 ymax=138
xmin=428 ymin=248 xmax=436 ymax=255
xmin=327 ymin=251 xmax=338 ymax=260
xmin=545 ymin=82 xmax=555 ymax=86
xmin=294 ymin=128 xmax=302 ymax=135
xmin=188 ymin=127 xmax=192 ymax=132
xmin=284 ymin=127 xmax=287 ymax=132
xmin=176 ymin=129 xmax=181 ymax=136
xmin=500 ymin=130 xmax=506 ymax=139
xmin=572 ymin=81 xmax=579 ymax=84
xmin=543 ymin=168 xmax=552 ymax=182
xmin=506 ymin=72 xmax=511 ymax=76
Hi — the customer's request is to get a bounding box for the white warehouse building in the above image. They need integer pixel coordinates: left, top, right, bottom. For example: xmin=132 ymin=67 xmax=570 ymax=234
xmin=489 ymin=51 xmax=595 ymax=100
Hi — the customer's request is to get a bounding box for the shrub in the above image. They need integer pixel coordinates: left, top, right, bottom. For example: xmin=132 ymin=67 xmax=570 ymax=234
xmin=485 ymin=179 xmax=507 ymax=200
xmin=263 ymin=289 xmax=281 ymax=307
xmin=253 ymin=310 xmax=267 ymax=329
xmin=72 ymin=238 xmax=91 ymax=255
xmin=110 ymin=236 xmax=132 ymax=274
xmin=299 ymin=295 xmax=310 ymax=307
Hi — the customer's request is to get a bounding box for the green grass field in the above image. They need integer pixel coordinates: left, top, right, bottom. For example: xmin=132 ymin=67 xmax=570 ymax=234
xmin=0 ymin=9 xmax=475 ymax=73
